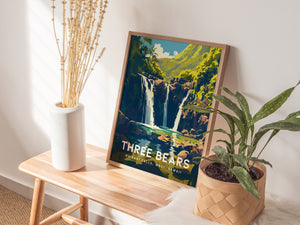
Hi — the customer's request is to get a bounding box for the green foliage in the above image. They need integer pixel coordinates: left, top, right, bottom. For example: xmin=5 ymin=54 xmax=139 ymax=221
xmin=253 ymin=84 xmax=299 ymax=123
xmin=175 ymin=47 xmax=223 ymax=110
xmin=191 ymin=47 xmax=222 ymax=108
xmin=188 ymin=81 xmax=300 ymax=198
xmin=144 ymin=58 xmax=165 ymax=80
xmin=212 ymin=146 xmax=230 ymax=168
xmin=127 ymin=36 xmax=166 ymax=79
xmin=194 ymin=47 xmax=222 ymax=91
xmin=178 ymin=69 xmax=193 ymax=81
xmin=158 ymin=45 xmax=211 ymax=82
xmin=128 ymin=39 xmax=222 ymax=110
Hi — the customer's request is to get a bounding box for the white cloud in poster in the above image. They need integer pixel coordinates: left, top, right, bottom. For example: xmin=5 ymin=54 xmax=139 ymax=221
xmin=153 ymin=43 xmax=174 ymax=58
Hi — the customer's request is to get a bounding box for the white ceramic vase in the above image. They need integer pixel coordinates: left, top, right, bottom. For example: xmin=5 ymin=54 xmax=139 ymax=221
xmin=50 ymin=102 xmax=86 ymax=171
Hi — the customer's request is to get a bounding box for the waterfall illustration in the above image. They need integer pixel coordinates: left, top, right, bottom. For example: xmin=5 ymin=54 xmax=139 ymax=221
xmin=141 ymin=75 xmax=155 ymax=126
xmin=172 ymin=90 xmax=190 ymax=131
xmin=162 ymin=83 xmax=170 ymax=127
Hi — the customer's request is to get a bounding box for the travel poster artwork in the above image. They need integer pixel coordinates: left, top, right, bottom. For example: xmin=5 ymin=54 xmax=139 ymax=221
xmin=107 ymin=32 xmax=229 ymax=187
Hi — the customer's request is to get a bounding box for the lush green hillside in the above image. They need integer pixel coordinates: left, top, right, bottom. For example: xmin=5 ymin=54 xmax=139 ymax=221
xmin=158 ymin=44 xmax=211 ymax=82
xmin=189 ymin=47 xmax=222 ymax=106
xmin=176 ymin=46 xmax=223 ymax=138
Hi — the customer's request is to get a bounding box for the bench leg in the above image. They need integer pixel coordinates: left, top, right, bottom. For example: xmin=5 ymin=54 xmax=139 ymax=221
xmin=30 ymin=178 xmax=45 ymax=225
xmin=80 ymin=196 xmax=88 ymax=221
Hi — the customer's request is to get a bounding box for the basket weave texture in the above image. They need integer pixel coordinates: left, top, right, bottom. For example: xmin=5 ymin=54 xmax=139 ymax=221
xmin=194 ymin=155 xmax=266 ymax=225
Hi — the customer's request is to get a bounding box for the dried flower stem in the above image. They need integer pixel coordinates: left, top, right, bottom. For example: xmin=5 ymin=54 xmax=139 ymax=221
xmin=51 ymin=0 xmax=108 ymax=107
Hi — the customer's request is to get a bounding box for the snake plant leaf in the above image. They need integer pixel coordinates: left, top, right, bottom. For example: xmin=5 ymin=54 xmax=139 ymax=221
xmin=255 ymin=129 xmax=279 ymax=159
xmin=200 ymin=156 xmax=219 ymax=163
xmin=184 ymin=105 xmax=214 ymax=114
xmin=259 ymin=118 xmax=300 ymax=132
xmin=217 ymin=111 xmax=236 ymax=136
xmin=216 ymin=110 xmax=246 ymax=144
xmin=216 ymin=109 xmax=245 ymax=137
xmin=214 ymin=94 xmax=245 ymax=123
xmin=258 ymin=111 xmax=300 ymax=155
xmin=236 ymin=92 xmax=252 ymax=123
xmin=212 ymin=146 xmax=230 ymax=168
xmin=185 ymin=105 xmax=245 ymax=137
xmin=231 ymin=115 xmax=246 ymax=138
xmin=220 ymin=112 xmax=247 ymax=152
xmin=236 ymin=91 xmax=254 ymax=136
xmin=249 ymin=157 xmax=273 ymax=168
xmin=204 ymin=128 xmax=230 ymax=136
xmin=253 ymin=81 xmax=300 ymax=123
xmin=192 ymin=156 xmax=202 ymax=164
xmin=234 ymin=128 xmax=240 ymax=135
xmin=216 ymin=102 xmax=245 ymax=137
xmin=248 ymin=129 xmax=270 ymax=157
xmin=267 ymin=129 xmax=279 ymax=141
xmin=232 ymin=166 xmax=260 ymax=199
xmin=249 ymin=118 xmax=300 ymax=157
xmin=256 ymin=112 xmax=300 ymax=158
xmin=188 ymin=103 xmax=243 ymax=138
xmin=266 ymin=129 xmax=279 ymax=145
xmin=235 ymin=137 xmax=242 ymax=145
xmin=222 ymin=88 xmax=253 ymax=133
xmin=216 ymin=140 xmax=233 ymax=153
xmin=232 ymin=154 xmax=249 ymax=170
xmin=203 ymin=129 xmax=232 ymax=144
xmin=222 ymin=87 xmax=236 ymax=97
xmin=286 ymin=110 xmax=300 ymax=120
xmin=238 ymin=141 xmax=247 ymax=154
xmin=255 ymin=111 xmax=300 ymax=157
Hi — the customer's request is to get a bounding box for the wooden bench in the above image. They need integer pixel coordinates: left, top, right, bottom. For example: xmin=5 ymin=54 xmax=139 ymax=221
xmin=19 ymin=144 xmax=187 ymax=224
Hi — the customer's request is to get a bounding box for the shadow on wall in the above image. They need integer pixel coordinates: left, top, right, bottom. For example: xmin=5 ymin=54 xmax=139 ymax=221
xmin=0 ymin=0 xmax=50 ymax=181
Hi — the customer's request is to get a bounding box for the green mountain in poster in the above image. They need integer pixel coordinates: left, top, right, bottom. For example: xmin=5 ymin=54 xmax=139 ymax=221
xmin=158 ymin=44 xmax=211 ymax=82
xmin=110 ymin=35 xmax=223 ymax=187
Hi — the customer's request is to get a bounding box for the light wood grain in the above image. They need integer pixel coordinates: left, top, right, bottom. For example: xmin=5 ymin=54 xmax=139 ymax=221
xmin=40 ymin=203 xmax=82 ymax=225
xmin=62 ymin=214 xmax=93 ymax=225
xmin=80 ymin=196 xmax=88 ymax=221
xmin=29 ymin=178 xmax=45 ymax=225
xmin=19 ymin=144 xmax=187 ymax=220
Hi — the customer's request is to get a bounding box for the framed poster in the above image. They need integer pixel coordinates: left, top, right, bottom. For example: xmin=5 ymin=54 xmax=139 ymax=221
xmin=107 ymin=32 xmax=229 ymax=187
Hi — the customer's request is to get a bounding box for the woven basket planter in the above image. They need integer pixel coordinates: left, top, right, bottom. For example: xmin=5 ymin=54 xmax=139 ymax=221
xmin=194 ymin=155 xmax=266 ymax=225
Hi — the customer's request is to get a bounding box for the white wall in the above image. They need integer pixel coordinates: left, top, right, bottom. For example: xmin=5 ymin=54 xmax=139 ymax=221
xmin=0 ymin=0 xmax=300 ymax=219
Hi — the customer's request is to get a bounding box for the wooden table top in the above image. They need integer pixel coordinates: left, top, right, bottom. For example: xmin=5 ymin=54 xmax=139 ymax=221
xmin=19 ymin=145 xmax=188 ymax=220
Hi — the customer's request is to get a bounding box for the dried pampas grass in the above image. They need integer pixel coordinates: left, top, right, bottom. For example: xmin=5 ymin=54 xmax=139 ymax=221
xmin=51 ymin=0 xmax=108 ymax=108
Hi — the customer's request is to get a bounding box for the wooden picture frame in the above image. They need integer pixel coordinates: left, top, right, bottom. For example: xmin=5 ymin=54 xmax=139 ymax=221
xmin=107 ymin=31 xmax=229 ymax=187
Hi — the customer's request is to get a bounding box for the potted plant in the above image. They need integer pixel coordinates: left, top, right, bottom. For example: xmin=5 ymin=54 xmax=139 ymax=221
xmin=190 ymin=81 xmax=300 ymax=225
xmin=50 ymin=0 xmax=108 ymax=171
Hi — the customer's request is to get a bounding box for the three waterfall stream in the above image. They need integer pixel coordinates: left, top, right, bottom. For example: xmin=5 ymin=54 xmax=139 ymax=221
xmin=140 ymin=74 xmax=190 ymax=132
